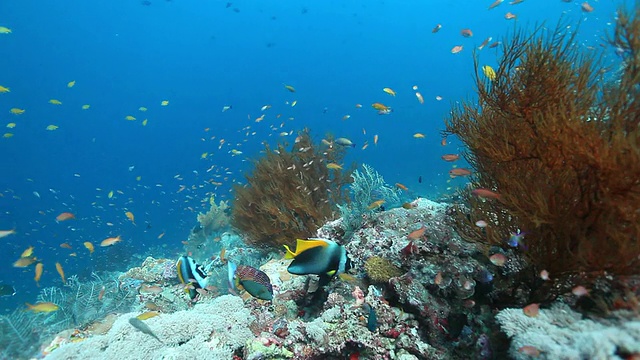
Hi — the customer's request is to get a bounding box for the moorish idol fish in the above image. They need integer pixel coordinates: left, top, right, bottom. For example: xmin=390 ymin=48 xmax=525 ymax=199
xmin=228 ymin=262 xmax=273 ymax=301
xmin=284 ymin=238 xmax=352 ymax=281
xmin=176 ymin=255 xmax=210 ymax=299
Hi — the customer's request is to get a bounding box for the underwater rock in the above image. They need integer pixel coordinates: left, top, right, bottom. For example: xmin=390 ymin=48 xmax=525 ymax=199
xmin=118 ymin=257 xmax=176 ymax=284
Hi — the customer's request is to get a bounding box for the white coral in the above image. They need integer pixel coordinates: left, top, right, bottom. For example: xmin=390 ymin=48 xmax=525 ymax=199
xmin=47 ymin=295 xmax=254 ymax=359
xmin=496 ymin=303 xmax=640 ymax=360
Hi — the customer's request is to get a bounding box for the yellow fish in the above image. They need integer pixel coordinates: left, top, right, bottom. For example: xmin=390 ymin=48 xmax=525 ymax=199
xmin=83 ymin=241 xmax=95 ymax=254
xmin=26 ymin=302 xmax=59 ymax=313
xmin=49 ymin=99 xmax=62 ymax=105
xmin=34 ymin=262 xmax=43 ymax=287
xmin=0 ymin=27 xmax=11 ymax=34
xmin=136 ymin=176 xmax=142 ymax=181
xmin=383 ymin=87 xmax=396 ymax=96
xmin=125 ymin=115 xmax=136 ymax=121
xmin=108 ymin=190 xmax=114 ymax=198
xmin=161 ymin=100 xmax=169 ymax=106
xmin=6 ymin=123 xmax=16 ymax=128
xmin=284 ymin=84 xmax=296 ymax=92
xmin=201 ymin=152 xmax=208 ymax=159
xmin=413 ymin=133 xmax=426 ymax=138
xmin=136 ymin=311 xmax=160 ymax=320
xmin=82 ymin=104 xmax=90 ymax=110
xmin=67 ymin=80 xmax=76 ymax=88
xmin=142 ymin=119 xmax=148 ymax=126
xmin=3 ymin=133 xmax=13 ymax=138
xmin=482 ymin=65 xmax=497 ymax=81
xmin=13 ymin=256 xmax=37 ymax=268
xmin=0 ymin=85 xmax=9 ymax=93
xmin=125 ymin=211 xmax=135 ymax=224
xmin=55 ymin=262 xmax=65 ymax=283
xmin=231 ymin=149 xmax=243 ymax=155
xmin=139 ymin=107 xmax=147 ymax=112
xmin=367 ymin=199 xmax=385 ymax=210
xmin=371 ymin=103 xmax=389 ymax=111
xmin=10 ymin=108 xmax=25 ymax=115
xmin=100 ymin=236 xmax=122 ymax=247
xmin=0 ymin=229 xmax=16 ymax=238
xmin=46 ymin=125 xmax=59 ymax=131
xmin=21 ymin=246 xmax=34 ymax=258
xmin=326 ymin=163 xmax=343 ymax=170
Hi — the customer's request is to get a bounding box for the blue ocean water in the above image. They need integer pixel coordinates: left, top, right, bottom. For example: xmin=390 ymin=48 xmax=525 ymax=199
xmin=0 ymin=0 xmax=623 ymax=313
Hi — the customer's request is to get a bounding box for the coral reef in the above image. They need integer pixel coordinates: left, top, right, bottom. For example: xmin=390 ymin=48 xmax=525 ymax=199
xmin=442 ymin=10 xmax=640 ymax=284
xmin=231 ymin=129 xmax=354 ymax=249
xmin=496 ymin=303 xmax=640 ymax=359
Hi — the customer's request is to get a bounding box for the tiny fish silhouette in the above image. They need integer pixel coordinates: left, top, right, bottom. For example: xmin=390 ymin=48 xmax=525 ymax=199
xmin=129 ymin=317 xmax=163 ymax=343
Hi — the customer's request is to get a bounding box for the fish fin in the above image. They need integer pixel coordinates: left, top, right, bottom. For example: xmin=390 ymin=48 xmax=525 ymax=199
xmin=293 ymin=238 xmax=329 ymax=255
xmin=283 ymin=244 xmax=296 ymax=259
xmin=326 ymin=270 xmax=336 ymax=276
xmin=227 ymin=262 xmax=237 ymax=292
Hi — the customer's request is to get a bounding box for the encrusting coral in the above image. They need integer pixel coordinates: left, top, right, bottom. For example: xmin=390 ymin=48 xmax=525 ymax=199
xmin=443 ymin=8 xmax=640 ymax=282
xmin=232 ymin=129 xmax=354 ymax=249
xmin=364 ymin=256 xmax=403 ymax=284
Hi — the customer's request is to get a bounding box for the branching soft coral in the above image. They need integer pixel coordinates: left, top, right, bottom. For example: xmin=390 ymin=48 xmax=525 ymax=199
xmin=443 ymin=8 xmax=640 ymax=280
xmin=231 ymin=129 xmax=354 ymax=249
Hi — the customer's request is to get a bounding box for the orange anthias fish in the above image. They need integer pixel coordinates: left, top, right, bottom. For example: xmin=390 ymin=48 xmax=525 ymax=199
xmin=395 ymin=183 xmax=408 ymax=191
xmin=83 ymin=241 xmax=95 ymax=254
xmin=26 ymin=302 xmax=59 ymax=313
xmin=55 ymin=262 xmax=65 ymax=283
xmin=488 ymin=0 xmax=503 ymax=10
xmin=13 ymin=256 xmax=37 ymax=268
xmin=34 ymin=262 xmax=43 ymax=287
xmin=56 ymin=212 xmax=75 ymax=222
xmin=449 ymin=168 xmax=472 ymax=177
xmin=471 ymin=188 xmax=502 ymax=201
xmin=451 ymin=45 xmax=463 ymax=54
xmin=371 ymin=103 xmax=389 ymax=111
xmin=100 ymin=236 xmax=122 ymax=247
xmin=367 ymin=200 xmax=385 ymax=210
xmin=460 ymin=29 xmax=473 ymax=37
xmin=60 ymin=242 xmax=73 ymax=249
xmin=441 ymin=154 xmax=460 ymax=162
xmin=125 ymin=211 xmax=135 ymax=225
xmin=407 ymin=226 xmax=426 ymax=240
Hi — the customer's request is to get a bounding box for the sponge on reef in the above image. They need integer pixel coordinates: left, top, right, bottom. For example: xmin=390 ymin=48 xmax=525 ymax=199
xmin=365 ymin=256 xmax=403 ymax=283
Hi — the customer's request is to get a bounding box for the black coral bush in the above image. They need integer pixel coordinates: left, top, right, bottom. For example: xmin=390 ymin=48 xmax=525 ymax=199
xmin=232 ymin=129 xmax=353 ymax=249
xmin=443 ymin=8 xmax=640 ymax=279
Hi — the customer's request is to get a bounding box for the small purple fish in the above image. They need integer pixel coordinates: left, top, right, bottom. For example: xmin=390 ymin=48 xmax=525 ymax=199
xmin=508 ymin=230 xmax=526 ymax=249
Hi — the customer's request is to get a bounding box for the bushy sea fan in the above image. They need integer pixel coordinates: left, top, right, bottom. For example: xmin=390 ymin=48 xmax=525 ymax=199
xmin=0 ymin=272 xmax=138 ymax=360
xmin=0 ymin=308 xmax=44 ymax=359
xmin=338 ymin=164 xmax=402 ymax=236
